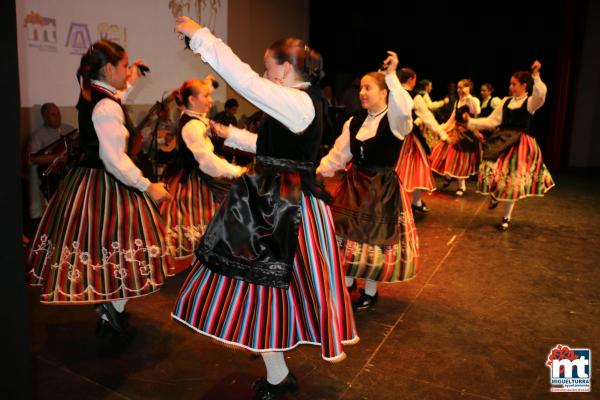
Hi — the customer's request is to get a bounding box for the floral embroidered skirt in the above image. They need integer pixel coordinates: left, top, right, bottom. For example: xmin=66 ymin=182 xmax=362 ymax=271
xmin=28 ymin=167 xmax=174 ymax=304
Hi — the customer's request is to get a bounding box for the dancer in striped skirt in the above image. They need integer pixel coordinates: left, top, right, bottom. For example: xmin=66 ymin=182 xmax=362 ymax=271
xmin=429 ymin=79 xmax=483 ymax=196
xmin=317 ymin=52 xmax=419 ymax=312
xmin=396 ymin=68 xmax=448 ymax=213
xmin=173 ymin=17 xmax=358 ymax=399
xmin=160 ymin=78 xmax=245 ymax=266
xmin=28 ymin=40 xmax=173 ymax=342
xmin=465 ymin=60 xmax=554 ymax=230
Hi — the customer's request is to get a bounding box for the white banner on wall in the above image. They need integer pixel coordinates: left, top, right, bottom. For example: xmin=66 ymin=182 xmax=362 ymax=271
xmin=16 ymin=0 xmax=228 ymax=107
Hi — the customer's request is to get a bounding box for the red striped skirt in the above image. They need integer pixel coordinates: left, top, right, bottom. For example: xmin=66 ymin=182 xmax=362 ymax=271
xmin=28 ymin=167 xmax=174 ymax=304
xmin=172 ymin=194 xmax=359 ymax=362
xmin=395 ymin=132 xmax=436 ymax=192
xmin=430 ymin=138 xmax=481 ymax=179
xmin=160 ymin=169 xmax=219 ymax=260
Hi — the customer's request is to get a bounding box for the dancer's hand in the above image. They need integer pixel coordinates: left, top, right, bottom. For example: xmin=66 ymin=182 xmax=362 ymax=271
xmin=128 ymin=59 xmax=149 ymax=85
xmin=175 ymin=16 xmax=202 ymax=40
xmin=531 ymin=60 xmax=542 ymax=77
xmin=381 ymin=51 xmax=399 ymax=75
xmin=146 ymin=182 xmax=170 ymax=204
xmin=209 ymin=120 xmax=230 ymax=138
xmin=462 ymin=112 xmax=470 ymax=122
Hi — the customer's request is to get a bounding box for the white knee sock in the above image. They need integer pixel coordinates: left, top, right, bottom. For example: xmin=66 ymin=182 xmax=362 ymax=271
xmin=458 ymin=179 xmax=466 ymax=191
xmin=364 ymin=280 xmax=378 ymax=296
xmin=345 ymin=276 xmax=355 ymax=287
xmin=412 ymin=189 xmax=422 ymax=206
xmin=261 ymin=352 xmax=289 ymax=385
xmin=111 ymin=299 xmax=128 ymax=313
xmin=503 ymin=201 xmax=515 ymax=220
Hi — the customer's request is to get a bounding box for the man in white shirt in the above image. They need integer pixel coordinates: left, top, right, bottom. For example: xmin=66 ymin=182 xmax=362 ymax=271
xmin=28 ymin=103 xmax=76 ymax=224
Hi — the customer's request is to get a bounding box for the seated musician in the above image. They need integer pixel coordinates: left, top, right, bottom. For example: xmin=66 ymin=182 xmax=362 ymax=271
xmin=28 ymin=103 xmax=76 ymax=225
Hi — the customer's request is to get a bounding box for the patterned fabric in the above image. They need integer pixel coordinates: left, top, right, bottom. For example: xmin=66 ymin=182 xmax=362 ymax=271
xmin=28 ymin=167 xmax=174 ymax=304
xmin=477 ymin=133 xmax=555 ymax=201
xmin=160 ymin=169 xmax=219 ymax=259
xmin=339 ymin=181 xmax=419 ymax=282
xmin=172 ymin=194 xmax=359 ymax=362
xmin=396 ymin=133 xmax=436 ymax=193
xmin=429 ymin=136 xmax=482 ymax=179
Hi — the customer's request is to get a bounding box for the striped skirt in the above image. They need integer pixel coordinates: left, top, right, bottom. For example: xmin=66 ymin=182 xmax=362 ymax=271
xmin=172 ymin=194 xmax=359 ymax=362
xmin=339 ymin=181 xmax=419 ymax=282
xmin=160 ymin=169 xmax=219 ymax=260
xmin=28 ymin=167 xmax=174 ymax=304
xmin=430 ymin=138 xmax=481 ymax=179
xmin=477 ymin=133 xmax=555 ymax=201
xmin=396 ymin=132 xmax=436 ymax=193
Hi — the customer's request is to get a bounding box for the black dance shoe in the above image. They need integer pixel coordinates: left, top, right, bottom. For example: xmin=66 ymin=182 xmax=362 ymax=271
xmin=94 ymin=303 xmax=131 ymax=336
xmin=353 ymin=289 xmax=378 ymax=312
xmin=252 ymin=372 xmax=299 ymax=400
xmin=498 ymin=217 xmax=510 ymax=231
xmin=488 ymin=199 xmax=499 ymax=210
xmin=411 ymin=201 xmax=430 ymax=213
xmin=455 ymin=188 xmax=466 ymax=196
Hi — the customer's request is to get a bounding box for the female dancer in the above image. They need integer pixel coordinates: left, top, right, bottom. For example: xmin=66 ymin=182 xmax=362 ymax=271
xmin=173 ymin=17 xmax=358 ymax=399
xmin=160 ymin=78 xmax=245 ymax=265
xmin=466 ymin=61 xmax=554 ymax=230
xmin=396 ymin=68 xmax=449 ymax=213
xmin=28 ymin=40 xmax=173 ymax=340
xmin=317 ymin=52 xmax=418 ymax=312
xmin=429 ymin=79 xmax=482 ymax=196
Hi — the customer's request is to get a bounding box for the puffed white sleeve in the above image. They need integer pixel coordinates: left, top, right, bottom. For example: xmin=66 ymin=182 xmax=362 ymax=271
xmin=465 ymin=96 xmax=481 ymax=116
xmin=384 ymin=73 xmax=413 ymax=139
xmin=93 ymin=98 xmax=151 ymax=191
xmin=224 ymin=125 xmax=257 ymax=153
xmin=467 ymin=97 xmax=507 ymax=131
xmin=316 ymin=118 xmax=353 ymax=177
xmin=182 ymin=120 xmax=245 ymax=179
xmin=491 ymin=97 xmax=502 ymax=109
xmin=189 ymin=27 xmax=314 ymax=134
xmin=414 ymin=95 xmax=447 ymax=140
xmin=527 ymin=75 xmax=547 ymax=113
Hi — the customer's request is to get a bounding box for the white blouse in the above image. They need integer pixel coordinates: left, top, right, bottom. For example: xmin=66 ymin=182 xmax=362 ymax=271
xmin=413 ymin=94 xmax=447 ymax=141
xmin=422 ymin=92 xmax=446 ymax=111
xmin=481 ymin=96 xmax=502 ymax=109
xmin=189 ymin=27 xmax=314 ymax=134
xmin=181 ymin=110 xmax=245 ymax=178
xmin=316 ymin=73 xmax=413 ymax=177
xmin=90 ymin=80 xmax=151 ymax=191
xmin=468 ymin=76 xmax=547 ymax=131
xmin=440 ymin=94 xmax=481 ymax=132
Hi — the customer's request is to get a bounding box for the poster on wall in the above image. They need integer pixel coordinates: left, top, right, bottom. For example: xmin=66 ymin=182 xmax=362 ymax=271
xmin=16 ymin=0 xmax=228 ymax=107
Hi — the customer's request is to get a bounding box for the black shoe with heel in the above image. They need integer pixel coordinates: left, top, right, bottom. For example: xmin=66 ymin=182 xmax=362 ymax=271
xmin=411 ymin=200 xmax=430 ymax=213
xmin=252 ymin=372 xmax=299 ymax=400
xmin=498 ymin=217 xmax=510 ymax=231
xmin=353 ymin=289 xmax=378 ymax=312
xmin=488 ymin=199 xmax=499 ymax=210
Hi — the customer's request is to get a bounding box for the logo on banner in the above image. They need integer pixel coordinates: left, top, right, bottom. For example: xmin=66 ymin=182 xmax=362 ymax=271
xmin=546 ymin=344 xmax=591 ymax=392
xmin=23 ymin=11 xmax=57 ymax=52
xmin=65 ymin=23 xmax=91 ymax=55
xmin=98 ymin=23 xmax=127 ymax=48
